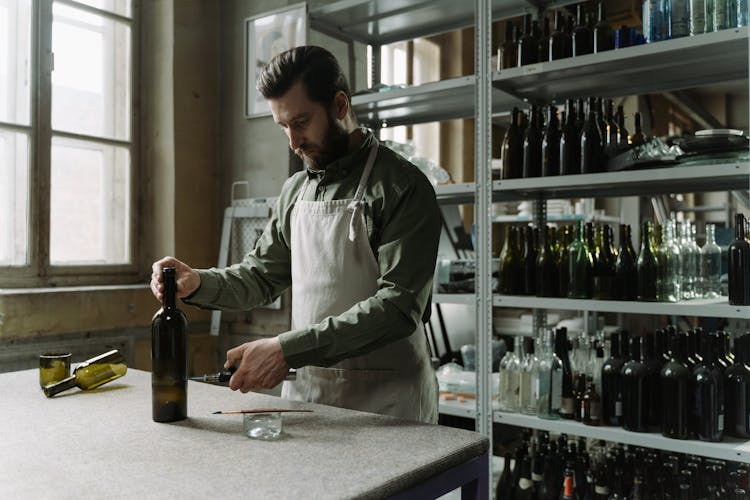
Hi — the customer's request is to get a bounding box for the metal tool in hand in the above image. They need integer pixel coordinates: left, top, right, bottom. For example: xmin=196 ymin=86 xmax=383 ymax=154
xmin=190 ymin=365 xmax=297 ymax=383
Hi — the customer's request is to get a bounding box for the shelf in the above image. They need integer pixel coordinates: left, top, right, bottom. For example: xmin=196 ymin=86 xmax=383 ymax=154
xmin=352 ymin=76 xmax=524 ymax=128
xmin=492 ymin=295 xmax=750 ymax=319
xmin=309 ymin=0 xmax=576 ymax=46
xmin=434 ymin=182 xmax=476 ymax=204
xmin=491 ymin=214 xmax=621 ymax=224
xmin=493 ymin=162 xmax=749 ymax=202
xmin=493 ymin=411 xmax=750 ymax=463
xmin=493 ymin=28 xmax=749 ymax=103
xmin=434 ymin=293 xmax=476 ymax=305
xmin=439 ymin=398 xmax=478 ymax=419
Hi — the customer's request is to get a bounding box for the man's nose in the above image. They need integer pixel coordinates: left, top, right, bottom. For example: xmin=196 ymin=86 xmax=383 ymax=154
xmin=288 ymin=129 xmax=303 ymax=150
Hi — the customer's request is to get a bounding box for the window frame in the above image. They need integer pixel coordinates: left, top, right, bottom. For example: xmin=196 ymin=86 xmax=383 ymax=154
xmin=0 ymin=0 xmax=141 ymax=287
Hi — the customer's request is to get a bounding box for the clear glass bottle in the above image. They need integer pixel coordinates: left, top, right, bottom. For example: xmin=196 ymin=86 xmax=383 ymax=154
xmin=705 ymin=0 xmax=716 ymax=31
xmin=675 ymin=221 xmax=694 ymax=300
xmin=520 ymin=336 xmax=540 ymax=414
xmin=739 ymin=0 xmax=749 ymax=26
xmin=701 ymin=223 xmax=723 ymax=298
xmin=537 ymin=329 xmax=563 ymax=419
xmin=657 ymin=220 xmax=682 ymax=303
xmin=715 ymin=0 xmax=731 ymax=29
xmin=637 ymin=221 xmax=659 ymax=302
xmin=690 ymin=0 xmax=707 ymax=33
xmin=670 ymin=0 xmax=691 ymax=37
xmin=499 ymin=336 xmax=522 ymax=412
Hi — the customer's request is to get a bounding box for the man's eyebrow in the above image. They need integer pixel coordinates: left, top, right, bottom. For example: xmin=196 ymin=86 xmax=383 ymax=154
xmin=277 ymin=112 xmax=310 ymax=125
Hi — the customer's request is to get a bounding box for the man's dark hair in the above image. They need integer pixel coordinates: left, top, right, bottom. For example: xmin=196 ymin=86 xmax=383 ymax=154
xmin=257 ymin=46 xmax=351 ymax=109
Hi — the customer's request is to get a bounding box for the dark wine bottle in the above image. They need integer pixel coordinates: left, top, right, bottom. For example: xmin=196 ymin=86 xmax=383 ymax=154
xmin=603 ymin=99 xmax=619 ymax=149
xmin=560 ymin=99 xmax=580 ymax=176
xmin=500 ymin=21 xmax=518 ymax=70
xmin=542 ymin=105 xmax=561 ymax=176
xmin=557 ymin=225 xmax=571 ymax=298
xmin=614 ymin=224 xmax=637 ymax=300
xmin=568 ymin=220 xmax=593 ymax=299
xmin=642 ymin=332 xmax=663 ymax=429
xmin=630 ymin=112 xmax=646 ymax=144
xmin=522 ymin=225 xmax=538 ymax=296
xmin=593 ymin=2 xmax=614 ymax=52
xmin=728 ymin=213 xmax=750 ymax=305
xmin=537 ymin=225 xmax=559 ymax=297
xmin=580 ymin=97 xmax=603 ymax=174
xmin=601 ymin=331 xmax=625 ymax=426
xmin=502 ymin=107 xmax=524 ymax=180
xmin=495 ymin=453 xmax=513 ymax=498
xmin=725 ymin=334 xmax=750 ymax=438
xmin=151 ymin=266 xmax=188 ymax=423
xmin=594 ymin=98 xmax=608 ymax=153
xmin=500 ymin=225 xmax=523 ymax=294
xmin=574 ymin=373 xmax=587 ymax=422
xmin=523 ymin=105 xmax=542 ymax=178
xmin=593 ymin=225 xmax=616 ymax=299
xmin=537 ymin=16 xmax=551 ymax=63
xmin=549 ymin=11 xmax=567 ymax=61
xmin=561 ymin=466 xmax=579 ymax=500
xmin=556 ymin=327 xmax=576 ymax=420
xmin=693 ymin=331 xmax=725 ymax=442
xmin=515 ymin=455 xmax=537 ymax=500
xmin=637 ymin=221 xmax=659 ymax=301
xmin=661 ymin=332 xmax=692 ymax=439
xmin=572 ymin=5 xmax=594 ymax=56
xmin=582 ymin=380 xmax=602 ymax=426
xmin=518 ymin=14 xmax=538 ymax=66
xmin=616 ymin=105 xmax=628 ymax=145
xmin=621 ymin=336 xmax=649 ymax=432
xmin=43 ymin=350 xmax=127 ymax=397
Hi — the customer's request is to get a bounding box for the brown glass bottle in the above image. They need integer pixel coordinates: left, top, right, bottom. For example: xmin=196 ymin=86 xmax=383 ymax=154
xmin=499 ymin=225 xmax=523 ymax=294
xmin=522 ymin=225 xmax=538 ymax=296
xmin=500 ymin=21 xmax=518 ymax=70
xmin=593 ymin=225 xmax=616 ymax=300
xmin=523 ymin=106 xmax=542 ymax=178
xmin=542 ymin=105 xmax=561 ymax=176
xmin=572 ymin=5 xmax=593 ymax=56
xmin=537 ymin=226 xmax=559 ymax=297
xmin=616 ymin=105 xmax=629 ymax=145
xmin=549 ymin=11 xmax=567 ymax=61
xmin=580 ymin=97 xmax=603 ymax=174
xmin=614 ymin=224 xmax=637 ymax=300
xmin=152 ymin=266 xmax=188 ymax=422
xmin=728 ymin=213 xmax=750 ymax=305
xmin=560 ymin=99 xmax=580 ymax=175
xmin=637 ymin=221 xmax=659 ymax=302
xmin=501 ymin=107 xmax=524 ymax=179
xmin=593 ymin=2 xmax=614 ymax=52
xmin=604 ymin=99 xmax=619 ymax=149
xmin=518 ymin=14 xmax=538 ymax=66
xmin=582 ymin=380 xmax=602 ymax=426
xmin=630 ymin=112 xmax=646 ymax=144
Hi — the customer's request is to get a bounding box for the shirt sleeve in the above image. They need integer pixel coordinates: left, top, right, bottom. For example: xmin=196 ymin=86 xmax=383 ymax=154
xmin=183 ymin=182 xmax=296 ymax=311
xmin=278 ymin=164 xmax=441 ymax=368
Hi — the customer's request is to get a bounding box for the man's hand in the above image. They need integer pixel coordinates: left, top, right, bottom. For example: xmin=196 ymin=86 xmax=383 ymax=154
xmin=225 ymin=338 xmax=290 ymax=393
xmin=150 ymin=256 xmax=201 ymax=301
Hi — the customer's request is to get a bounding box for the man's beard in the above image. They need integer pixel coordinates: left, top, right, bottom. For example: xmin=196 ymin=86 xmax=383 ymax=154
xmin=294 ymin=113 xmax=350 ymax=170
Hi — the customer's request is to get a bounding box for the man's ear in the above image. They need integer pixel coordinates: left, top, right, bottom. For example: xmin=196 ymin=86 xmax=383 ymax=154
xmin=333 ymin=91 xmax=350 ymax=120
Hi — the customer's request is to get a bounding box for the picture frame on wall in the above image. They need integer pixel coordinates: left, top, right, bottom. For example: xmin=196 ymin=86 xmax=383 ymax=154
xmin=244 ymin=3 xmax=307 ymax=118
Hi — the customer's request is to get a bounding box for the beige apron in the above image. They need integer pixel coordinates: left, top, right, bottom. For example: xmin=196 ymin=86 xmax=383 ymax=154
xmin=281 ymin=139 xmax=438 ymax=423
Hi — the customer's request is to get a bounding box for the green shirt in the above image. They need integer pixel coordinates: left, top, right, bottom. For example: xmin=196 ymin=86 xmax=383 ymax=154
xmin=186 ymin=130 xmax=441 ymax=368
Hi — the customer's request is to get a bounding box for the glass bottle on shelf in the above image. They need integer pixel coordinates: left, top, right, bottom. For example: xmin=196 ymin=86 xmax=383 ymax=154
xmin=603 ymin=99 xmax=619 ymax=149
xmin=621 ymin=335 xmax=649 ymax=432
xmin=580 ymin=97 xmax=603 ymax=174
xmin=568 ymin=220 xmax=593 ymax=299
xmin=637 ymin=221 xmax=659 ymax=302
xmin=661 ymin=332 xmax=692 ymax=439
xmin=500 ymin=225 xmax=523 ymax=294
xmin=558 ymin=225 xmax=571 ymax=298
xmin=549 ymin=10 xmax=567 ymax=61
xmin=616 ymin=105 xmax=629 ymax=145
xmin=692 ymin=331 xmax=725 ymax=442
xmin=601 ymin=331 xmax=625 ymax=426
xmin=739 ymin=0 xmax=749 ymax=27
xmin=714 ymin=0 xmax=731 ymax=29
xmin=657 ymin=220 xmax=681 ymax=303
xmin=705 ymin=0 xmax=716 ymax=31
xmin=537 ymin=329 xmax=563 ymax=420
xmin=572 ymin=5 xmax=594 ymax=56
xmin=642 ymin=332 xmax=663 ymax=430
xmin=728 ymin=213 xmax=750 ymax=305
xmin=518 ymin=14 xmax=538 ymax=66
xmin=542 ymin=105 xmax=561 ymax=177
xmin=725 ymin=334 xmax=750 ymax=438
xmin=574 ymin=372 xmax=587 ymax=422
xmin=537 ymin=16 xmax=551 ymax=64
xmin=690 ymin=0 xmax=706 ymax=34
xmin=614 ymin=224 xmax=638 ymax=300
xmin=515 ymin=454 xmax=537 ymax=500
xmin=701 ymin=223 xmax=722 ymax=298
xmin=629 ymin=112 xmax=646 ymax=144
xmin=595 ymin=98 xmax=608 ymax=149
xmin=495 ymin=452 xmax=513 ymax=499
xmin=500 ymin=21 xmax=518 ymax=70
xmin=582 ymin=379 xmax=602 ymax=426
xmin=591 ymin=344 xmax=605 ymax=392
xmin=593 ymin=225 xmax=616 ymax=300
xmin=593 ymin=2 xmax=614 ymax=52
xmin=556 ymin=328 xmax=576 ymax=420
xmin=671 ymin=0 xmax=691 ymax=37
xmin=560 ymin=100 xmax=580 ymax=176
xmin=537 ymin=225 xmax=559 ymax=297
xmin=684 ymin=221 xmax=701 ymax=300
xmin=523 ymin=105 xmax=543 ymax=178
xmin=561 ymin=466 xmax=578 ymax=500
xmin=501 ymin=107 xmax=524 ymax=179
xmin=499 ymin=336 xmax=522 ymax=412
xmin=522 ymin=225 xmax=538 ymax=296
xmin=520 ymin=336 xmax=540 ymax=415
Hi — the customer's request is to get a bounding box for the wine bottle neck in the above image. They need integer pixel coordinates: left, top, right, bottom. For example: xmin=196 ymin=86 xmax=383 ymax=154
xmin=43 ymin=375 xmax=78 ymax=397
xmin=163 ymin=267 xmax=177 ymax=309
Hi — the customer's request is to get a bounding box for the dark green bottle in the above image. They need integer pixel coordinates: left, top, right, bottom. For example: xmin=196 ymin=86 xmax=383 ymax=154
xmin=542 ymin=105 xmax=561 ymax=177
xmin=501 ymin=107 xmax=524 ymax=179
xmin=580 ymin=97 xmax=603 ymax=174
xmin=537 ymin=226 xmax=559 ymax=297
xmin=523 ymin=106 xmax=542 ymax=178
xmin=500 ymin=225 xmax=523 ymax=295
xmin=614 ymin=224 xmax=637 ymax=300
xmin=568 ymin=221 xmax=593 ymax=299
xmin=557 ymin=225 xmax=571 ymax=298
xmin=522 ymin=225 xmax=538 ymax=296
xmin=518 ymin=14 xmax=538 ymax=66
xmin=593 ymin=225 xmax=616 ymax=300
xmin=559 ymin=100 xmax=580 ymax=176
xmin=637 ymin=221 xmax=659 ymax=302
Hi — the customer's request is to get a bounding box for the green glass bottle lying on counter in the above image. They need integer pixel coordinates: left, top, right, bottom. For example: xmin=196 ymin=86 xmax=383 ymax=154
xmin=43 ymin=350 xmax=127 ymax=397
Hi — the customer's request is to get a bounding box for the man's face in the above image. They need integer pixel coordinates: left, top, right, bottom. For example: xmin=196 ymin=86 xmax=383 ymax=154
xmin=269 ymin=81 xmax=349 ymax=170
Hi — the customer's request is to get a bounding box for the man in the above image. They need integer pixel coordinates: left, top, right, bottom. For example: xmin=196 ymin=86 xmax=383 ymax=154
xmin=150 ymin=46 xmax=441 ymax=423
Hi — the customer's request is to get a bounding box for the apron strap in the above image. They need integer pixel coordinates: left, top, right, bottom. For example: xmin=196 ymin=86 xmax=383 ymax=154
xmin=347 ymin=138 xmax=379 ymax=241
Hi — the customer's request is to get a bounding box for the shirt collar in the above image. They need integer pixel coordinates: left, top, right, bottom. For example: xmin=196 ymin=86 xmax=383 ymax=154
xmin=304 ymin=128 xmax=375 ymax=180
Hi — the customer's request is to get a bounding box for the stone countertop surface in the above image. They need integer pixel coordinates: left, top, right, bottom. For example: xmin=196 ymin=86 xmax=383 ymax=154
xmin=0 ymin=368 xmax=488 ymax=499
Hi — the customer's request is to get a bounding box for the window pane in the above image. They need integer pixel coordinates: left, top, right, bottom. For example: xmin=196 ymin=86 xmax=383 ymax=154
xmin=50 ymin=136 xmax=131 ymax=265
xmin=52 ymin=3 xmax=131 ymax=140
xmin=0 ymin=129 xmax=29 ymax=266
xmin=0 ymin=0 xmax=32 ymax=125
xmin=69 ymin=0 xmax=132 ymax=18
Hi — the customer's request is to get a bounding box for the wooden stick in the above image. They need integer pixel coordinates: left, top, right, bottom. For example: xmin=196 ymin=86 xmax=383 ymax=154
xmin=212 ymin=409 xmax=313 ymax=415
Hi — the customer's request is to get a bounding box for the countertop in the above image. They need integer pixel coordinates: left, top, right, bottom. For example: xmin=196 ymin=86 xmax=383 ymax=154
xmin=0 ymin=368 xmax=488 ymax=499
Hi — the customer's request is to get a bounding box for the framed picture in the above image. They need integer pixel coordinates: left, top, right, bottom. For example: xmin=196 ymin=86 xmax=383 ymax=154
xmin=244 ymin=3 xmax=307 ymax=118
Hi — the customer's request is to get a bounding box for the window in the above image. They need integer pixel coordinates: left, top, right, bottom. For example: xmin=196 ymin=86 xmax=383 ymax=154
xmin=0 ymin=0 xmax=137 ymax=285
